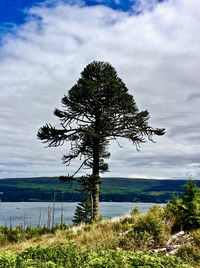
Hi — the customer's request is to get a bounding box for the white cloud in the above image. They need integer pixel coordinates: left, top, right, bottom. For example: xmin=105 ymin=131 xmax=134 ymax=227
xmin=0 ymin=0 xmax=200 ymax=179
xmin=132 ymin=0 xmax=161 ymax=13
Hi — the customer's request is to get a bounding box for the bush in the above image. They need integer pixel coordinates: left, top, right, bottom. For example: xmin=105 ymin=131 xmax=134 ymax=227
xmin=7 ymin=229 xmax=22 ymax=243
xmin=0 ymin=250 xmax=17 ymax=268
xmin=117 ymin=206 xmax=168 ymax=250
xmin=0 ymin=226 xmax=23 ymax=244
xmin=0 ymin=233 xmax=7 ymax=244
xmin=191 ymin=229 xmax=200 ymax=247
xmin=0 ymin=224 xmax=69 ymax=245
xmin=148 ymin=204 xmax=164 ymax=215
xmin=120 ymin=216 xmax=135 ymax=225
xmin=112 ymin=222 xmax=123 ymax=233
xmin=133 ymin=210 xmax=167 ymax=243
xmin=119 ymin=230 xmax=153 ymax=250
xmin=177 ymin=243 xmax=200 ymax=265
xmin=0 ymin=243 xmax=193 ymax=268
xmin=130 ymin=205 xmax=140 ymax=216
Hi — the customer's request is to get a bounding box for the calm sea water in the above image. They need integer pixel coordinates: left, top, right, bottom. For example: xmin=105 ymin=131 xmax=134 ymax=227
xmin=0 ymin=202 xmax=162 ymax=227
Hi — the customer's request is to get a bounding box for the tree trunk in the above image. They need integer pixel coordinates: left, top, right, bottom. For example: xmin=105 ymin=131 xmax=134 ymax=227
xmin=92 ymin=183 xmax=99 ymax=220
xmin=92 ymin=137 xmax=100 ymax=220
xmin=90 ymin=193 xmax=93 ymax=220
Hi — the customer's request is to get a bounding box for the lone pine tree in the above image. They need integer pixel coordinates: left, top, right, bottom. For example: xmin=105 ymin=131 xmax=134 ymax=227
xmin=37 ymin=61 xmax=165 ymax=220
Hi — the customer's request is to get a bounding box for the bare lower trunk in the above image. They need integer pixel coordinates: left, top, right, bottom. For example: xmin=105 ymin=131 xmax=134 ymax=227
xmin=92 ymin=183 xmax=99 ymax=220
xmin=92 ymin=137 xmax=100 ymax=220
xmin=90 ymin=194 xmax=93 ymax=220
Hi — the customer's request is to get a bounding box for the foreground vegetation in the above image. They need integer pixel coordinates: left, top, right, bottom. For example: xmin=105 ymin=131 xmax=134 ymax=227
xmin=0 ymin=242 xmax=192 ymax=268
xmin=1 ymin=180 xmax=200 ymax=267
xmin=0 ymin=216 xmax=196 ymax=267
xmin=0 ymin=215 xmax=198 ymax=267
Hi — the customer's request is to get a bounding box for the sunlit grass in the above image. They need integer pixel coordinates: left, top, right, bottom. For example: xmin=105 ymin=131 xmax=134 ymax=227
xmin=0 ymin=215 xmax=133 ymax=254
xmin=0 ymin=229 xmax=68 ymax=254
xmin=73 ymin=220 xmax=119 ymax=250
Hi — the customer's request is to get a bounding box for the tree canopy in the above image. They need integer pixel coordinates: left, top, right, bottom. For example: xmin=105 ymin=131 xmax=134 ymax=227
xmin=37 ymin=61 xmax=165 ymax=219
xmin=166 ymin=179 xmax=200 ymax=231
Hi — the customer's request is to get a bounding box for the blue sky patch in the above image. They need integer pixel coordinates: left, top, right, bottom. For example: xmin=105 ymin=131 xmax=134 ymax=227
xmin=0 ymin=0 xmax=166 ymax=25
xmin=0 ymin=0 xmax=44 ymax=25
xmin=0 ymin=0 xmax=165 ymax=44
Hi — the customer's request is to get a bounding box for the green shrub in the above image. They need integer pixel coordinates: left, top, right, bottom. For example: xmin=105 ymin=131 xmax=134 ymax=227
xmin=0 ymin=242 xmax=193 ymax=268
xmin=166 ymin=180 xmax=200 ymax=231
xmin=148 ymin=204 xmax=164 ymax=215
xmin=0 ymin=232 xmax=7 ymax=244
xmin=127 ymin=251 xmax=191 ymax=268
xmin=120 ymin=216 xmax=135 ymax=225
xmin=191 ymin=229 xmax=200 ymax=247
xmin=112 ymin=222 xmax=122 ymax=232
xmin=130 ymin=205 xmax=140 ymax=216
xmin=119 ymin=230 xmax=153 ymax=250
xmin=118 ymin=205 xmax=167 ymax=250
xmin=177 ymin=243 xmax=200 ymax=265
xmin=0 ymin=224 xmax=69 ymax=245
xmin=0 ymin=250 xmax=17 ymax=268
xmin=133 ymin=211 xmax=167 ymax=243
xmin=7 ymin=229 xmax=22 ymax=242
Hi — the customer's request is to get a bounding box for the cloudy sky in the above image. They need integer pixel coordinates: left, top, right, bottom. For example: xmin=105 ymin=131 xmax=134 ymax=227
xmin=0 ymin=0 xmax=199 ymax=180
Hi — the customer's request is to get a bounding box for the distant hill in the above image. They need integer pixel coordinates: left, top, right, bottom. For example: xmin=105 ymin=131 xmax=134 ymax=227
xmin=0 ymin=177 xmax=198 ymax=203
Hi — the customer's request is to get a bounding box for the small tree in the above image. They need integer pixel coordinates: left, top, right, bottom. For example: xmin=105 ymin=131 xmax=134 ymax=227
xmin=73 ymin=195 xmax=92 ymax=225
xmin=131 ymin=205 xmax=141 ymax=216
xmin=38 ymin=61 xmax=165 ymax=219
xmin=182 ymin=180 xmax=200 ymax=229
xmin=166 ymin=179 xmax=200 ymax=231
xmin=72 ymin=174 xmax=101 ymax=221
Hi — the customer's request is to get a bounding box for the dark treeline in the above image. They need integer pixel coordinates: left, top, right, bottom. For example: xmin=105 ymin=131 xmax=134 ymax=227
xmin=0 ymin=177 xmax=199 ymax=203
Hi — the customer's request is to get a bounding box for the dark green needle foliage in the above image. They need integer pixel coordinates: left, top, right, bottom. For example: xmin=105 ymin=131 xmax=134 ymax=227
xmin=180 ymin=180 xmax=200 ymax=229
xmin=73 ymin=174 xmax=102 ymax=223
xmin=38 ymin=61 xmax=165 ymax=219
xmin=166 ymin=179 xmax=200 ymax=231
xmin=73 ymin=195 xmax=92 ymax=225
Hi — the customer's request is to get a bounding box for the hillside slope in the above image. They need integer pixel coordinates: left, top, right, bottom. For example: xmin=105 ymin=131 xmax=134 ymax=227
xmin=0 ymin=177 xmax=198 ymax=202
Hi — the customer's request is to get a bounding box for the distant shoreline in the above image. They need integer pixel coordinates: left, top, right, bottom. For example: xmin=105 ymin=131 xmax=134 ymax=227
xmin=0 ymin=176 xmax=196 ymax=203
